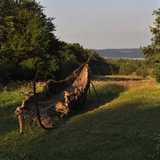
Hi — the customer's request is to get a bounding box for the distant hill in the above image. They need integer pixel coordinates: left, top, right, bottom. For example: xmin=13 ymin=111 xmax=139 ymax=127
xmin=95 ymin=48 xmax=144 ymax=59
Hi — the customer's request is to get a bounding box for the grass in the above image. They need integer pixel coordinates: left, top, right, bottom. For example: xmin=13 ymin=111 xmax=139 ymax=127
xmin=0 ymin=77 xmax=160 ymax=160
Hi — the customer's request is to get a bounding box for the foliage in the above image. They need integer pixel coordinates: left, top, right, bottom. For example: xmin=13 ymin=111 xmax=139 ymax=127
xmin=143 ymin=8 xmax=160 ymax=61
xmin=143 ymin=8 xmax=160 ymax=81
xmin=88 ymin=51 xmax=113 ymax=75
xmin=0 ymin=0 xmax=60 ymax=83
xmin=0 ymin=0 xmax=58 ymax=60
xmin=153 ymin=64 xmax=160 ymax=82
xmin=108 ymin=59 xmax=149 ymax=77
xmin=53 ymin=42 xmax=110 ymax=79
xmin=54 ymin=42 xmax=89 ymax=79
xmin=0 ymin=0 xmax=114 ymax=84
xmin=0 ymin=0 xmax=111 ymax=83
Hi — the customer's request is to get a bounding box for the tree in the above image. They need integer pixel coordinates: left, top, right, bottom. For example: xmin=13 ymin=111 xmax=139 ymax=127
xmin=143 ymin=8 xmax=160 ymax=81
xmin=53 ymin=42 xmax=111 ymax=79
xmin=0 ymin=0 xmax=60 ymax=82
xmin=53 ymin=42 xmax=89 ymax=79
xmin=0 ymin=0 xmax=110 ymax=83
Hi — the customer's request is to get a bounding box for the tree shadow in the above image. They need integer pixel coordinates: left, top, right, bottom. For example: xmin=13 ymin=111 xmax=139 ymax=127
xmin=62 ymin=82 xmax=127 ymax=123
xmin=0 ymin=103 xmax=20 ymax=135
xmin=0 ymin=80 xmax=127 ymax=136
xmin=6 ymin=95 xmax=160 ymax=160
xmin=2 ymin=80 xmax=160 ymax=160
xmin=84 ymin=100 xmax=160 ymax=160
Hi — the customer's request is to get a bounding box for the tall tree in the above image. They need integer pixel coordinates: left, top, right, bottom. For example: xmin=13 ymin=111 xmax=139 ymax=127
xmin=143 ymin=9 xmax=160 ymax=61
xmin=0 ymin=0 xmax=60 ymax=81
xmin=143 ymin=8 xmax=160 ymax=81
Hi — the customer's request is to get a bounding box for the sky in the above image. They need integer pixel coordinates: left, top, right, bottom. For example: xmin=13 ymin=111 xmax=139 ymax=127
xmin=40 ymin=0 xmax=159 ymax=49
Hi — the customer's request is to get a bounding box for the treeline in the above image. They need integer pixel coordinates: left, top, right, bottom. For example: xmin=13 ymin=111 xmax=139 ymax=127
xmin=0 ymin=0 xmax=110 ymax=84
xmin=108 ymin=59 xmax=149 ymax=77
xmin=108 ymin=8 xmax=160 ymax=81
xmin=1 ymin=0 xmax=157 ymax=84
xmin=143 ymin=8 xmax=160 ymax=82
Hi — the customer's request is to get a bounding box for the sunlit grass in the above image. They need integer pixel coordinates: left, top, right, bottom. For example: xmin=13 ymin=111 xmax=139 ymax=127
xmin=0 ymin=78 xmax=160 ymax=160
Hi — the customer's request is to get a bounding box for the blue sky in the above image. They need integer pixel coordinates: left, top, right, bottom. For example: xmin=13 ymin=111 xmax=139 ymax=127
xmin=40 ymin=0 xmax=159 ymax=49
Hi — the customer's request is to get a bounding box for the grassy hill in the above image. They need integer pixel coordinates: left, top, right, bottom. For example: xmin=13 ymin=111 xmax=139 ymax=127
xmin=0 ymin=77 xmax=160 ymax=160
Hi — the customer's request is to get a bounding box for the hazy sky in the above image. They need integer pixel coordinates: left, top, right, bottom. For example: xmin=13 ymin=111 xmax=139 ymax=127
xmin=40 ymin=0 xmax=159 ymax=49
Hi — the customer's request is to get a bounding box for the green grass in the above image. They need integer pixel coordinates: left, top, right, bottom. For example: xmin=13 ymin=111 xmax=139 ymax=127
xmin=0 ymin=79 xmax=160 ymax=160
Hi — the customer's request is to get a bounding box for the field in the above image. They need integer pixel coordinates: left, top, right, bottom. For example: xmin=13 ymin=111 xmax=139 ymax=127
xmin=1 ymin=77 xmax=160 ymax=160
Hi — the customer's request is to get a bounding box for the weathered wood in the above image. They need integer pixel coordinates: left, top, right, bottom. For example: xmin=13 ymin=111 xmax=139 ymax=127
xmin=15 ymin=64 xmax=90 ymax=133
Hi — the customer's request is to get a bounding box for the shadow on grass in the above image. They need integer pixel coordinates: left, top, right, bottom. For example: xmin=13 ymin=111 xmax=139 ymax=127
xmin=4 ymin=97 xmax=160 ymax=160
xmin=2 ymin=81 xmax=160 ymax=160
xmin=0 ymin=82 xmax=126 ymax=136
xmin=64 ymin=83 xmax=126 ymax=123
xmin=0 ymin=103 xmax=20 ymax=135
xmin=83 ymin=100 xmax=160 ymax=160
